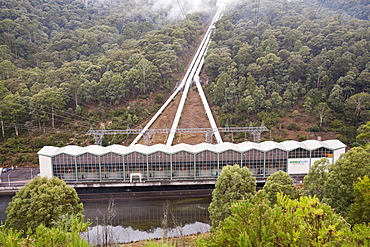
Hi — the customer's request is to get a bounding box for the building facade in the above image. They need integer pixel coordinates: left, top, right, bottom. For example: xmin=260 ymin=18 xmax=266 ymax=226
xmin=37 ymin=140 xmax=346 ymax=183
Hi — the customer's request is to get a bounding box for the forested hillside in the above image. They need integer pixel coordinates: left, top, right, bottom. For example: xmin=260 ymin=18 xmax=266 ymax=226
xmin=205 ymin=0 xmax=370 ymax=143
xmin=0 ymin=0 xmax=216 ymax=165
xmin=0 ymin=0 xmax=369 ymax=166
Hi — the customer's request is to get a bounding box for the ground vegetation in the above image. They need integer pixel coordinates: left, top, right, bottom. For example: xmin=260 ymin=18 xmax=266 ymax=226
xmin=197 ymin=192 xmax=370 ymax=246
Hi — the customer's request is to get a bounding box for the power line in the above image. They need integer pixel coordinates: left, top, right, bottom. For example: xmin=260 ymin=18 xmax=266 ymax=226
xmin=177 ymin=0 xmax=187 ymax=20
xmin=0 ymin=102 xmax=92 ymax=131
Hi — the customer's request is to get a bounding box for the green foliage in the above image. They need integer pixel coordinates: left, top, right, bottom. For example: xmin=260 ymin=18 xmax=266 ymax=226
xmin=144 ymin=241 xmax=176 ymax=247
xmin=357 ymin=121 xmax=370 ymax=145
xmin=0 ymin=0 xmax=210 ymax=147
xmin=263 ymin=170 xmax=299 ymax=204
xmin=344 ymin=93 xmax=370 ymax=124
xmin=197 ymin=193 xmax=352 ymax=247
xmin=155 ymin=93 xmax=164 ymax=104
xmin=286 ymin=122 xmax=301 ymax=131
xmin=5 ymin=176 xmax=84 ymax=233
xmin=208 ymin=164 xmax=256 ymax=229
xmin=0 ymin=215 xmax=91 ymax=247
xmin=303 ymin=158 xmax=330 ymax=200
xmin=205 ymin=0 xmax=370 ymax=144
xmin=322 ymin=145 xmax=370 ymax=217
xmin=347 ymin=175 xmax=370 ymax=225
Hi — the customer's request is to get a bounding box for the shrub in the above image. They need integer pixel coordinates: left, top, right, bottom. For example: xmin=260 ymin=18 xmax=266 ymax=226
xmin=197 ymin=193 xmax=359 ymax=247
xmin=155 ymin=93 xmax=164 ymax=104
xmin=0 ymin=215 xmax=91 ymax=247
xmin=287 ymin=123 xmax=301 ymax=131
xmin=6 ymin=177 xmax=83 ymax=233
xmin=208 ymin=165 xmax=256 ymax=230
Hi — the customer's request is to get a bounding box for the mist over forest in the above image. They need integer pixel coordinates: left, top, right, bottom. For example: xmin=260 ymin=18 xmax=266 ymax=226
xmin=0 ymin=0 xmax=369 ymax=166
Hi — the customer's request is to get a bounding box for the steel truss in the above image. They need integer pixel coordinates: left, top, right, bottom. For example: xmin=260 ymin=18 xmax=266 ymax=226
xmin=86 ymin=124 xmax=269 ymax=146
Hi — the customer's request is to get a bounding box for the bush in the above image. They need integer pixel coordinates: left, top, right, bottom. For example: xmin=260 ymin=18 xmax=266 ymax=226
xmin=306 ymin=124 xmax=321 ymax=132
xmin=208 ymin=165 xmax=256 ymax=229
xmin=0 ymin=216 xmax=91 ymax=247
xmin=155 ymin=93 xmax=164 ymax=104
xmin=263 ymin=171 xmax=298 ymax=204
xmin=297 ymin=134 xmax=308 ymax=141
xmin=286 ymin=123 xmax=301 ymax=131
xmin=197 ymin=193 xmax=364 ymax=247
xmin=5 ymin=177 xmax=84 ymax=233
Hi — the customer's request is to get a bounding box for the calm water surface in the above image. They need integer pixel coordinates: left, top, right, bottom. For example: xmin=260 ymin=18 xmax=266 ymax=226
xmin=0 ymin=195 xmax=211 ymax=244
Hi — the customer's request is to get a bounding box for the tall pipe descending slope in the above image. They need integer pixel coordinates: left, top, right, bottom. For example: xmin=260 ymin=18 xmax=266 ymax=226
xmin=130 ymin=4 xmax=225 ymax=146
xmin=166 ymin=4 xmax=224 ymax=146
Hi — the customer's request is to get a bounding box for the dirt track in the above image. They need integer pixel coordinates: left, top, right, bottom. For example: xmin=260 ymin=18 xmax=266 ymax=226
xmin=139 ymin=86 xmax=215 ymax=146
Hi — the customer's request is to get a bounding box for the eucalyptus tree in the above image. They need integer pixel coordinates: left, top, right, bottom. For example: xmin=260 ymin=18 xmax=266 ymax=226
xmin=303 ymin=158 xmax=330 ymax=200
xmin=356 ymin=122 xmax=370 ymax=145
xmin=322 ymin=145 xmax=370 ymax=217
xmin=344 ymin=92 xmax=370 ymax=124
xmin=208 ymin=164 xmax=256 ymax=230
xmin=347 ymin=175 xmax=370 ymax=225
xmin=263 ymin=170 xmax=298 ymax=204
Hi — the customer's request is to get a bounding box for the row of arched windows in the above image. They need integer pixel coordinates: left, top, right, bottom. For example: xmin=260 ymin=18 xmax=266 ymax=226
xmin=51 ymin=148 xmax=332 ymax=182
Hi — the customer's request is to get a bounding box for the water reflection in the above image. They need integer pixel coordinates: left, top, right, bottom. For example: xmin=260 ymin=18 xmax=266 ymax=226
xmin=83 ymin=197 xmax=211 ymax=244
xmin=0 ymin=196 xmax=12 ymax=221
xmin=0 ymin=195 xmax=211 ymax=244
xmin=84 ymin=222 xmax=209 ymax=245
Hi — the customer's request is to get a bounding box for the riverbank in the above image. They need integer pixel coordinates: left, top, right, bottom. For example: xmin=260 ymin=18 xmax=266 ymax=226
xmin=123 ymin=233 xmax=206 ymax=247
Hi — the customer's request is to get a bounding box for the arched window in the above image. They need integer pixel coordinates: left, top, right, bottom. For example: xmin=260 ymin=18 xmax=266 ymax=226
xmin=147 ymin=152 xmax=171 ymax=179
xmin=172 ymin=151 xmax=194 ymax=178
xmin=100 ymin=153 xmax=123 ymax=180
xmin=52 ymin=154 xmax=76 ymax=181
xmin=196 ymin=150 xmax=219 ymax=177
xmin=76 ymin=153 xmax=100 ymax=181
xmin=311 ymin=147 xmax=333 ymax=158
xmin=242 ymin=149 xmax=264 ymax=176
xmin=265 ymin=149 xmax=287 ymax=175
xmin=288 ymin=148 xmax=310 ymax=159
xmin=219 ymin=150 xmax=241 ymax=169
xmin=124 ymin=152 xmax=147 ymax=179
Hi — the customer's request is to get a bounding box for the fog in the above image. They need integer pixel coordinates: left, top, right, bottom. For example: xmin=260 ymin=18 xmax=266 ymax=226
xmin=150 ymin=0 xmax=216 ymax=20
xmin=85 ymin=0 xmax=241 ymax=20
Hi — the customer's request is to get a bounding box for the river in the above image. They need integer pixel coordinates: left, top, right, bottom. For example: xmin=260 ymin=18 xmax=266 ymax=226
xmin=0 ymin=195 xmax=211 ymax=244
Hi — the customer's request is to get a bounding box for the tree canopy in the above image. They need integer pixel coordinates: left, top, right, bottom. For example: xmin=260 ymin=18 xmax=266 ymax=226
xmin=303 ymin=144 xmax=370 ymax=218
xmin=347 ymin=175 xmax=370 ymax=225
xmin=204 ymin=0 xmax=370 ymax=143
xmin=263 ymin=170 xmax=298 ymax=204
xmin=5 ymin=176 xmax=83 ymax=232
xmin=208 ymin=164 xmax=256 ymax=229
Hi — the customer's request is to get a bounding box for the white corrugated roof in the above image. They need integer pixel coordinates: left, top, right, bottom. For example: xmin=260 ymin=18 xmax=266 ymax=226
xmin=38 ymin=139 xmax=346 ymax=157
xmin=171 ymin=143 xmax=195 ymax=153
xmin=258 ymin=141 xmax=279 ymax=152
xmin=216 ymin=142 xmax=241 ymax=152
xmin=279 ymin=140 xmax=301 ymax=151
xmin=301 ymin=140 xmax=322 ymax=150
xmin=322 ymin=139 xmax=347 ymax=150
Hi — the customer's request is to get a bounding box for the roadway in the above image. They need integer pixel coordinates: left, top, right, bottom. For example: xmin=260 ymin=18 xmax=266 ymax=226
xmin=0 ymin=167 xmax=40 ymax=187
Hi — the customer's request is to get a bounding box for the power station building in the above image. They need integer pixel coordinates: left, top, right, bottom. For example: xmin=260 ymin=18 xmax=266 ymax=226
xmin=37 ymin=139 xmax=346 ymax=183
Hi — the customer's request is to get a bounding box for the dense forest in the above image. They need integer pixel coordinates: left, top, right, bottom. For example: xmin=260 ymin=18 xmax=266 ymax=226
xmin=205 ymin=0 xmax=370 ymax=143
xmin=0 ymin=0 xmax=216 ymax=165
xmin=0 ymin=0 xmax=369 ymax=166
